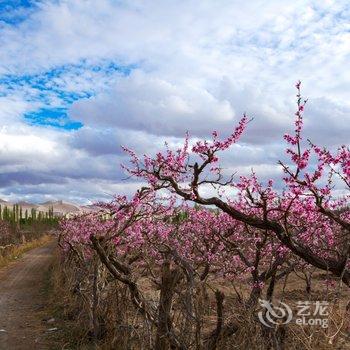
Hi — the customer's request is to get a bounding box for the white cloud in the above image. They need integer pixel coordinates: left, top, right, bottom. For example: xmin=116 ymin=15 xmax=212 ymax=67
xmin=0 ymin=0 xmax=349 ymax=202
xmin=70 ymin=71 xmax=235 ymax=137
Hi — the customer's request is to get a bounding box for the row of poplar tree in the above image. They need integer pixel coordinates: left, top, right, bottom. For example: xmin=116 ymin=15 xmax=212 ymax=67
xmin=0 ymin=204 xmax=58 ymax=226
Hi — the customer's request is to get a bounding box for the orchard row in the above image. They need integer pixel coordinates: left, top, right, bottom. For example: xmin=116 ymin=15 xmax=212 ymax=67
xmin=58 ymin=83 xmax=349 ymax=349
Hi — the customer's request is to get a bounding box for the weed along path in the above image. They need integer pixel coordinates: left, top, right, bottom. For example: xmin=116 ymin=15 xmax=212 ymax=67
xmin=0 ymin=241 xmax=56 ymax=350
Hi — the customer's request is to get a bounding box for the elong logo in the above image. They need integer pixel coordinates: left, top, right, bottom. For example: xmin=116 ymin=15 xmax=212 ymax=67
xmin=258 ymin=299 xmax=329 ymax=329
xmin=258 ymin=299 xmax=293 ymax=328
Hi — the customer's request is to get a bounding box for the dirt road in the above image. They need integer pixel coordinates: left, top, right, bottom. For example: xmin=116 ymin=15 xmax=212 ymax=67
xmin=0 ymin=241 xmax=56 ymax=350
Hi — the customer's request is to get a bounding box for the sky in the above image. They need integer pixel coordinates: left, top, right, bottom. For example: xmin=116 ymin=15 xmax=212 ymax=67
xmin=0 ymin=0 xmax=349 ymax=204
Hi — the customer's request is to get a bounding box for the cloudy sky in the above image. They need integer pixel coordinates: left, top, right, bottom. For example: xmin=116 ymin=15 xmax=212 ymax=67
xmin=0 ymin=0 xmax=349 ymax=204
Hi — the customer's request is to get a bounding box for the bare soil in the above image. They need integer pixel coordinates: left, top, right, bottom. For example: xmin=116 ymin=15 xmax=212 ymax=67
xmin=0 ymin=241 xmax=56 ymax=350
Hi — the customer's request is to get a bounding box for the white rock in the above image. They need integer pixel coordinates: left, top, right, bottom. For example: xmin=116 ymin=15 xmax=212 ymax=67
xmin=47 ymin=328 xmax=58 ymax=332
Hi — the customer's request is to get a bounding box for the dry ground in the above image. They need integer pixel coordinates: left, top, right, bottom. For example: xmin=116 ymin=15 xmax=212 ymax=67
xmin=0 ymin=241 xmax=56 ymax=350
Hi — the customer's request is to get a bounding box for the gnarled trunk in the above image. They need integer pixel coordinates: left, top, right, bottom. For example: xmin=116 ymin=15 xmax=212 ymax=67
xmin=154 ymin=257 xmax=182 ymax=350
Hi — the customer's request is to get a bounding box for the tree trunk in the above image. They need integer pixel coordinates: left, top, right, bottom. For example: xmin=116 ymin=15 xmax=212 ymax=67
xmin=154 ymin=258 xmax=182 ymax=350
xmin=204 ymin=290 xmax=225 ymax=350
xmin=92 ymin=260 xmax=100 ymax=342
xmin=246 ymin=285 xmax=262 ymax=309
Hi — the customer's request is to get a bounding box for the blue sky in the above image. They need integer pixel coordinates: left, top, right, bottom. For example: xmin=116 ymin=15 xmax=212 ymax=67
xmin=0 ymin=0 xmax=34 ymax=24
xmin=0 ymin=60 xmax=132 ymax=129
xmin=0 ymin=0 xmax=349 ymax=203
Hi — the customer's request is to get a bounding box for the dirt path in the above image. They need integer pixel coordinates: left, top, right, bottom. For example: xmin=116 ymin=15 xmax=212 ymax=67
xmin=0 ymin=241 xmax=56 ymax=350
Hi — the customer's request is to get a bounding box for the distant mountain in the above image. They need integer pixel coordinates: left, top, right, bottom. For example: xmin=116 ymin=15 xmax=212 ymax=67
xmin=17 ymin=201 xmax=39 ymax=211
xmin=41 ymin=200 xmax=63 ymax=205
xmin=0 ymin=198 xmax=13 ymax=206
xmin=80 ymin=204 xmax=102 ymax=213
xmin=37 ymin=201 xmax=80 ymax=215
xmin=0 ymin=198 xmax=97 ymax=217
